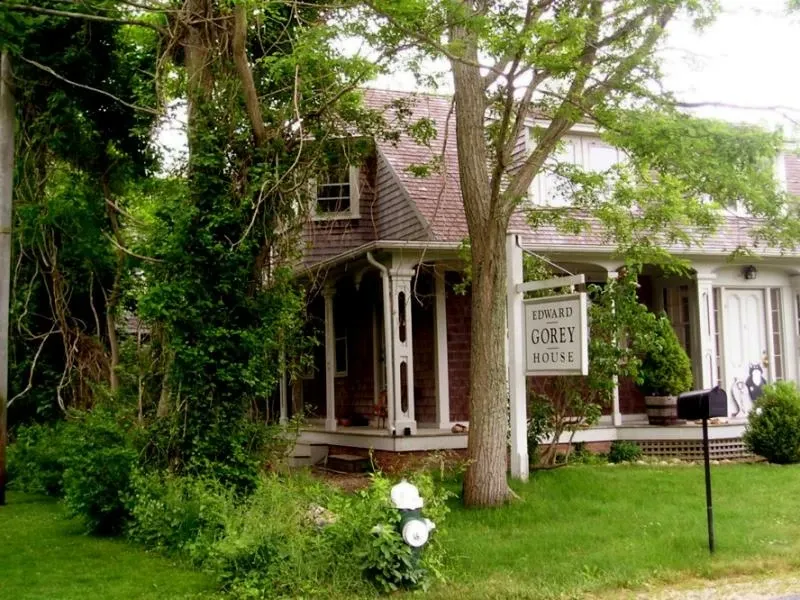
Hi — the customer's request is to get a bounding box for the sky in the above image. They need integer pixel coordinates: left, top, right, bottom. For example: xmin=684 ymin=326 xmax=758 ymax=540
xmin=659 ymin=0 xmax=800 ymax=134
xmin=158 ymin=1 xmax=800 ymax=164
xmin=364 ymin=0 xmax=800 ymax=134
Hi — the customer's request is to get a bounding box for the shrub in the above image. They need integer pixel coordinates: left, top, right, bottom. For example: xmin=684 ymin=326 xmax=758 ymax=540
xmin=60 ymin=408 xmax=139 ymax=535
xmin=203 ymin=471 xmax=450 ymax=598
xmin=7 ymin=421 xmax=69 ymax=496
xmin=639 ymin=315 xmax=693 ymax=397
xmin=743 ymin=381 xmax=800 ymax=464
xmin=527 ymin=393 xmax=554 ymax=464
xmin=126 ymin=471 xmax=234 ymax=562
xmin=343 ymin=472 xmax=450 ymax=593
xmin=608 ymin=440 xmax=643 ymax=463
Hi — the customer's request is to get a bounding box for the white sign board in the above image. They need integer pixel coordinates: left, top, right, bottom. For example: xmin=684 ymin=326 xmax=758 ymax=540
xmin=524 ymin=293 xmax=588 ymax=376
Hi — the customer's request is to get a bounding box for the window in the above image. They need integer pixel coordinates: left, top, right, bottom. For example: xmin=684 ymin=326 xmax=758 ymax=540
xmin=663 ymin=285 xmax=692 ymax=359
xmin=540 ymin=137 xmax=581 ymax=207
xmin=796 ymin=293 xmax=800 ymax=336
xmin=713 ymin=288 xmax=723 ymax=386
xmin=312 ymin=160 xmax=360 ymax=220
xmin=770 ymin=289 xmax=784 ymax=380
xmin=585 ymin=139 xmax=620 ymax=172
xmin=530 ymin=135 xmax=623 ymax=207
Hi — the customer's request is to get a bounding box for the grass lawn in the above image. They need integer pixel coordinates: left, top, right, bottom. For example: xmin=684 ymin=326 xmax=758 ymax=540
xmin=0 ymin=492 xmax=218 ymax=600
xmin=2 ymin=464 xmax=800 ymax=599
xmin=430 ymin=463 xmax=800 ymax=599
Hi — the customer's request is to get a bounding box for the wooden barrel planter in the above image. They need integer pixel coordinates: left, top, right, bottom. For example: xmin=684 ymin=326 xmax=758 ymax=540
xmin=645 ymin=395 xmax=680 ymax=425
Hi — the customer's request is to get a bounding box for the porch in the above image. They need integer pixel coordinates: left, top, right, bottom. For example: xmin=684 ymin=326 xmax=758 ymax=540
xmin=285 ymin=243 xmax=800 ymax=459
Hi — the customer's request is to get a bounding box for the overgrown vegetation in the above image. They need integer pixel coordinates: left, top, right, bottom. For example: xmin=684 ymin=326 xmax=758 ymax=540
xmin=8 ymin=414 xmax=451 ymax=596
xmin=744 ymin=381 xmax=800 ymax=464
xmin=6 ymin=464 xmax=800 ymax=599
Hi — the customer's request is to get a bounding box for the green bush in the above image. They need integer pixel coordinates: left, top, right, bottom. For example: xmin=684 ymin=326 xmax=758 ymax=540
xmin=527 ymin=393 xmax=554 ymax=464
xmin=639 ymin=315 xmax=694 ymax=396
xmin=608 ymin=440 xmax=642 ymax=463
xmin=743 ymin=381 xmax=800 ymax=464
xmin=7 ymin=422 xmax=69 ymax=496
xmin=126 ymin=471 xmax=234 ymax=562
xmin=199 ymin=471 xmax=449 ymax=598
xmin=60 ymin=409 xmax=139 ymax=535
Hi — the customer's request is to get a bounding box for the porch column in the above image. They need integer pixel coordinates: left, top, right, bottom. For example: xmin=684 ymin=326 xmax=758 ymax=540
xmin=278 ymin=348 xmax=288 ymax=424
xmin=323 ymin=283 xmax=337 ymax=431
xmin=434 ymin=271 xmax=450 ymax=430
xmin=390 ymin=267 xmax=416 ymax=435
xmin=695 ymin=272 xmax=718 ymax=389
xmin=506 ymin=234 xmax=528 ymax=481
xmin=608 ymin=271 xmax=623 ymax=427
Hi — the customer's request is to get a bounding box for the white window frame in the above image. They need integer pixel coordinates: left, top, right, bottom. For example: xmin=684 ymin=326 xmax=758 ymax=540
xmin=311 ymin=165 xmax=361 ymax=221
xmin=528 ymin=135 xmax=623 ymax=207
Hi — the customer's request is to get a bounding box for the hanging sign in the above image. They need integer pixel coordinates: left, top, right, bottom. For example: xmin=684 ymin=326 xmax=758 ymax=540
xmin=524 ymin=292 xmax=588 ymax=376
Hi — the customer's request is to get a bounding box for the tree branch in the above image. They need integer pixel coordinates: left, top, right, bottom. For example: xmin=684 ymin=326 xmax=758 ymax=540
xmin=482 ymin=0 xmax=551 ymax=89
xmin=232 ymin=2 xmax=267 ymax=147
xmin=0 ymin=1 xmax=166 ymax=34
xmin=504 ymin=0 xmax=603 ymax=204
xmin=18 ymin=55 xmax=159 ymax=115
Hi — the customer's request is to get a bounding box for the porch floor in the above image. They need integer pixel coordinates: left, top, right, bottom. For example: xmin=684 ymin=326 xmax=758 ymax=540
xmin=299 ymin=423 xmax=468 ymax=452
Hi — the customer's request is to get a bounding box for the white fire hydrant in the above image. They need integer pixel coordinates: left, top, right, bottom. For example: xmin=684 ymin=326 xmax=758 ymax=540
xmin=390 ymin=480 xmax=436 ymax=548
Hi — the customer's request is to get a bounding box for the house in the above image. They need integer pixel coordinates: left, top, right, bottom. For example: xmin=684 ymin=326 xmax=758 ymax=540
xmin=280 ymin=88 xmax=800 ymax=464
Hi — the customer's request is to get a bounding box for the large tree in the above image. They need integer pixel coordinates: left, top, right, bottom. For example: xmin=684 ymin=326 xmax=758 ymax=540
xmin=354 ymin=0 xmax=798 ymax=505
xmin=0 ymin=0 xmax=383 ymax=485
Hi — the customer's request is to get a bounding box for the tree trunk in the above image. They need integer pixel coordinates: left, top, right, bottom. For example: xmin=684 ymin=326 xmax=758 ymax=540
xmin=463 ymin=224 xmax=511 ymax=506
xmin=0 ymin=51 xmax=14 ymax=506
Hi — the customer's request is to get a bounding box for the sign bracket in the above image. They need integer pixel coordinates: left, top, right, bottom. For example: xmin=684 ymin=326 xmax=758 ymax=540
xmin=516 ymin=274 xmax=585 ymax=294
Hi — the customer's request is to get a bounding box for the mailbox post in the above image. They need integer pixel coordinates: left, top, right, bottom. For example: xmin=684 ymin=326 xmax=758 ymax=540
xmin=677 ymin=386 xmax=728 ymax=553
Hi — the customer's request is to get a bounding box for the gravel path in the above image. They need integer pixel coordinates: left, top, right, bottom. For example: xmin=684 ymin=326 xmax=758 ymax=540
xmin=630 ymin=576 xmax=800 ymax=599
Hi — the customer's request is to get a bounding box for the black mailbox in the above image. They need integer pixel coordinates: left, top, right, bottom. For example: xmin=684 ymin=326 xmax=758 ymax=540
xmin=677 ymin=387 xmax=728 ymax=420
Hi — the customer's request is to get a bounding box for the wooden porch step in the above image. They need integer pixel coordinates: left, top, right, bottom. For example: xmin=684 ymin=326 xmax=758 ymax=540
xmin=286 ymin=442 xmax=329 ymax=468
xmin=325 ymin=453 xmax=371 ymax=473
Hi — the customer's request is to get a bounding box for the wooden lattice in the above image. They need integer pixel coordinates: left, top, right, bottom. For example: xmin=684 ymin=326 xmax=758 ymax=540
xmin=631 ymin=438 xmax=752 ymax=461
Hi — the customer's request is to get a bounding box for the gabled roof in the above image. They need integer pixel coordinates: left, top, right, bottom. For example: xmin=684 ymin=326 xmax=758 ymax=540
xmin=364 ymin=88 xmax=800 ymax=256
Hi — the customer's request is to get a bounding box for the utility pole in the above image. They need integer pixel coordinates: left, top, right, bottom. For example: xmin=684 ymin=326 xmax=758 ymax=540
xmin=0 ymin=51 xmax=15 ymax=506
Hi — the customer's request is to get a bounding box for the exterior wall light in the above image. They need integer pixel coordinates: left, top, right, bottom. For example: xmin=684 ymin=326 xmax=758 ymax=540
xmin=390 ymin=480 xmax=436 ymax=548
xmin=743 ymin=265 xmax=758 ymax=280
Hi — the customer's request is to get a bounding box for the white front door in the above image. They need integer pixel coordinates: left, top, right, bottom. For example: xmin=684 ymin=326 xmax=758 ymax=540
xmin=722 ymin=288 xmax=769 ymax=418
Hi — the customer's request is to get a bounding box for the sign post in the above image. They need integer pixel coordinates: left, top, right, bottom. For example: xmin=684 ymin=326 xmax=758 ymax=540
xmin=506 ymin=234 xmax=589 ymax=481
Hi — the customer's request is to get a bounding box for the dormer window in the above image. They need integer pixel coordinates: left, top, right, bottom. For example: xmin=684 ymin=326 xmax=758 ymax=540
xmin=312 ymin=159 xmax=361 ymax=220
xmin=529 ymin=134 xmax=624 ymax=207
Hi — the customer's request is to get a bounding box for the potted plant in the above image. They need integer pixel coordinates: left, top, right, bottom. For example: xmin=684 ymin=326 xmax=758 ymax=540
xmin=640 ymin=314 xmax=694 ymax=425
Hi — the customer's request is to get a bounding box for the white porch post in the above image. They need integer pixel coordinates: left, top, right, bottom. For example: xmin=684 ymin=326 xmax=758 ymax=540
xmin=278 ymin=348 xmax=288 ymax=424
xmin=323 ymin=284 xmax=337 ymax=431
xmin=608 ymin=271 xmax=623 ymax=427
xmin=390 ymin=267 xmax=416 ymax=434
xmin=434 ymin=271 xmax=450 ymax=430
xmin=695 ymin=272 xmax=718 ymax=389
xmin=506 ymin=234 xmax=528 ymax=481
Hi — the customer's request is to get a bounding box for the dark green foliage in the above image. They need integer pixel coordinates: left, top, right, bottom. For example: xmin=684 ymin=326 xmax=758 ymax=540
xmin=125 ymin=470 xmax=450 ymax=598
xmin=608 ymin=441 xmax=643 ymax=464
xmin=639 ymin=315 xmax=694 ymax=397
xmin=126 ymin=471 xmax=233 ymax=562
xmin=60 ymin=409 xmax=139 ymax=535
xmin=7 ymin=421 xmax=69 ymax=496
xmin=744 ymin=382 xmax=800 ymax=464
xmin=527 ymin=392 xmax=554 ymax=463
